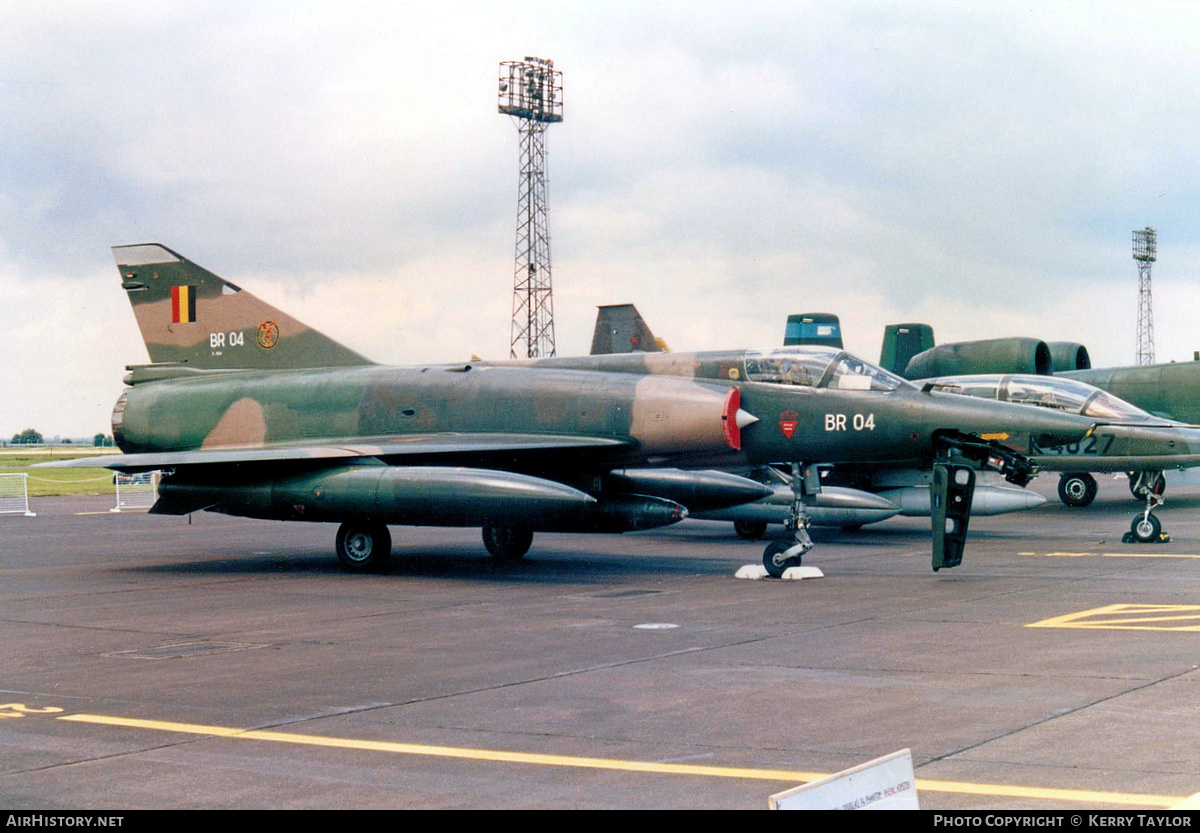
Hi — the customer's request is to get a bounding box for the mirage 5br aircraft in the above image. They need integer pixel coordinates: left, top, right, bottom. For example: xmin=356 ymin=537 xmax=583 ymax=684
xmin=583 ymin=306 xmax=1050 ymax=536
xmin=50 ymin=245 xmax=1099 ymax=575
xmin=493 ymin=309 xmax=1114 ymax=571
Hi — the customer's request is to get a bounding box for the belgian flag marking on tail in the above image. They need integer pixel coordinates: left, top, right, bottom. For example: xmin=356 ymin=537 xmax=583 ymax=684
xmin=171 ymin=285 xmax=196 ymax=324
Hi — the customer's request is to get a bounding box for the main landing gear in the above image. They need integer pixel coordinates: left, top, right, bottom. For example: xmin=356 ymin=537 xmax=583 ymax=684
xmin=762 ymin=463 xmax=815 ymax=578
xmin=334 ymin=523 xmax=534 ymax=571
xmin=335 ymin=522 xmax=392 ymax=572
xmin=1057 ymin=472 xmax=1098 ymax=507
xmin=1129 ymin=471 xmax=1166 ymax=501
xmin=1122 ymin=471 xmax=1170 ymax=544
xmin=1056 ymin=471 xmax=1167 ymax=510
xmin=734 ymin=520 xmax=769 ymax=541
xmin=482 ymin=526 xmax=533 ymax=562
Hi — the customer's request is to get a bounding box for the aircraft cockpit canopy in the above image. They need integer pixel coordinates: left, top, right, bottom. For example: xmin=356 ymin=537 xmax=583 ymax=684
xmin=929 ymin=374 xmax=1158 ymax=421
xmin=742 ymin=347 xmax=909 ymax=392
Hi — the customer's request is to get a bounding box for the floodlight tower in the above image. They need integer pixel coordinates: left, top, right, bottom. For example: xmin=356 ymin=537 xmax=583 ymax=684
xmin=498 ymin=57 xmax=563 ymax=359
xmin=1133 ymin=227 xmax=1157 ymax=366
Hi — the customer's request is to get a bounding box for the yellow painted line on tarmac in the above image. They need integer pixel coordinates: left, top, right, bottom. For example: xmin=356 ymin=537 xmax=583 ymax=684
xmin=60 ymin=712 xmax=827 ymax=781
xmin=1101 ymin=552 xmax=1200 ymax=559
xmin=1019 ymin=551 xmax=1200 ymax=559
xmin=57 ymin=712 xmax=1182 ymax=807
xmin=1028 ymin=603 xmax=1200 ymax=632
xmin=904 ymin=778 xmax=1180 ymax=807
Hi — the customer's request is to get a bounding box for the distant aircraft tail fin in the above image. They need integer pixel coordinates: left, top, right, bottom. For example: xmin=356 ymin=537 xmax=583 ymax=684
xmin=880 ymin=323 xmax=935 ymax=376
xmin=114 ymin=244 xmax=374 ymax=372
xmin=783 ymin=313 xmax=843 ymax=348
xmin=590 ymin=304 xmax=667 ymax=355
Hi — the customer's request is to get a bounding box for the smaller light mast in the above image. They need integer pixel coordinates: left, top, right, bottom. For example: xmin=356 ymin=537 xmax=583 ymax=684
xmin=1132 ymin=227 xmax=1157 ymax=366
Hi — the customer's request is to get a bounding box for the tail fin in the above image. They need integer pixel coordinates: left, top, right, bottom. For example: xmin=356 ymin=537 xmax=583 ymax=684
xmin=783 ymin=313 xmax=843 ymax=348
xmin=590 ymin=304 xmax=667 ymax=355
xmin=879 ymin=323 xmax=934 ymax=376
xmin=114 ymin=244 xmax=373 ymax=372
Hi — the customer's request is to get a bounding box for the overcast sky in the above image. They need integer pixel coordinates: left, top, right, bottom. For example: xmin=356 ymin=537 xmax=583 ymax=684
xmin=3 ymin=1 xmax=1199 ymax=438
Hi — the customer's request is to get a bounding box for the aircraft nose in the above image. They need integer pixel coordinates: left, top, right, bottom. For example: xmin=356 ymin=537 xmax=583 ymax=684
xmin=932 ymin=391 xmax=1095 ymax=447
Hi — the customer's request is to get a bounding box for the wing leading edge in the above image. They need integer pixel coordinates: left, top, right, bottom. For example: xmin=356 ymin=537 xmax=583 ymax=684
xmin=39 ymin=433 xmax=634 ymax=473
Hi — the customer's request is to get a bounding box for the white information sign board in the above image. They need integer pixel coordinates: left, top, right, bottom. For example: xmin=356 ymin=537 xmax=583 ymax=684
xmin=769 ymin=748 xmax=918 ymax=810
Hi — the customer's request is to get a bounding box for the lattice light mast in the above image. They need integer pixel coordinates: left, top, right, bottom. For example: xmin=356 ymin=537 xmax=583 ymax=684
xmin=1133 ymin=227 xmax=1157 ymax=366
xmin=498 ymin=57 xmax=563 ymax=358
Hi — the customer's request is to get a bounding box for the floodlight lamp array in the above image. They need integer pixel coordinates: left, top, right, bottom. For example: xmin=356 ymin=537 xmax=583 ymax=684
xmin=1133 ymin=227 xmax=1157 ymax=262
xmin=498 ymin=58 xmax=563 ymax=123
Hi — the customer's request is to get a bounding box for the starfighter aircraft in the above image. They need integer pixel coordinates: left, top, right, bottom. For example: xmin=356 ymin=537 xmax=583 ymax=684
xmin=49 ymin=245 xmax=1100 ymax=575
xmin=920 ymin=373 xmax=1200 ymax=542
xmin=878 ymin=322 xmax=1200 ymax=504
xmin=787 ymin=313 xmax=1200 ymax=542
xmin=879 ymin=320 xmax=1200 ymax=426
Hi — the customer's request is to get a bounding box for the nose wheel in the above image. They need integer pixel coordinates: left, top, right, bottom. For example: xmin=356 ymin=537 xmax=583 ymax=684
xmin=762 ymin=464 xmax=815 ymax=578
xmin=1128 ymin=513 xmax=1163 ymax=543
xmin=762 ymin=536 xmax=810 ymax=578
xmin=1122 ymin=490 xmax=1170 ymax=544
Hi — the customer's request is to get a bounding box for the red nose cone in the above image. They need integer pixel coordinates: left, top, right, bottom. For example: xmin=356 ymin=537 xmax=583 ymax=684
xmin=723 ymin=387 xmax=742 ymax=451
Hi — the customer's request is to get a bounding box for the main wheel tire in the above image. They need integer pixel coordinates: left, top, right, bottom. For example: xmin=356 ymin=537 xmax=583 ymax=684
xmin=335 ymin=522 xmax=392 ymax=572
xmin=1129 ymin=471 xmax=1167 ymax=500
xmin=1058 ymin=473 xmax=1098 ymax=507
xmin=734 ymin=520 xmax=768 ymax=540
xmin=1130 ymin=513 xmax=1162 ymax=543
xmin=762 ymin=540 xmax=798 ymax=578
xmin=482 ymin=526 xmax=533 ymax=562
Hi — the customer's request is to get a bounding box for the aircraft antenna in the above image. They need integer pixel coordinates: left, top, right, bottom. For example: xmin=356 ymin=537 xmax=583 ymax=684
xmin=498 ymin=57 xmax=563 ymax=358
xmin=1132 ymin=227 xmax=1157 ymax=365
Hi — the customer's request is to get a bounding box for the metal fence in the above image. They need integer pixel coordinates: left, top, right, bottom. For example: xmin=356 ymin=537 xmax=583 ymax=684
xmin=0 ymin=473 xmax=36 ymax=517
xmin=112 ymin=471 xmax=160 ymax=512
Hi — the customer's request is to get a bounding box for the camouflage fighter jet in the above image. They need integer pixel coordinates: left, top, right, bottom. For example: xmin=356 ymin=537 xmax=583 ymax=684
xmin=490 ymin=332 xmax=1112 ymax=571
xmin=919 ymin=373 xmax=1200 ymax=542
xmin=49 ymin=245 xmax=1098 ymax=576
xmin=586 ymin=305 xmax=905 ymax=535
xmin=878 ymin=322 xmax=1200 ymax=505
xmin=876 ymin=321 xmax=1200 ymax=425
xmin=782 ymin=314 xmax=1200 ymax=542
xmin=573 ymin=306 xmax=1049 ymax=543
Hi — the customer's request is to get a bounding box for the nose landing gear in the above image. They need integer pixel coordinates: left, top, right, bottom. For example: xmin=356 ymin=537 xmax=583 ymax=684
xmin=762 ymin=463 xmax=814 ymax=578
xmin=1122 ymin=472 xmax=1170 ymax=544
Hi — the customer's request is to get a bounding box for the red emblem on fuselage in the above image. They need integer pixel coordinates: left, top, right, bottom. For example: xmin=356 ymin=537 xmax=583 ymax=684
xmin=257 ymin=321 xmax=279 ymax=349
xmin=778 ymin=410 xmax=799 ymax=439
